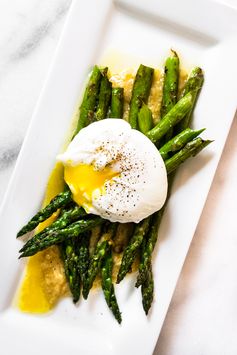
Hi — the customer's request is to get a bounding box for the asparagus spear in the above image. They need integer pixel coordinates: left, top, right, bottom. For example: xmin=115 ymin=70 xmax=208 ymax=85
xmin=82 ymin=223 xmax=116 ymax=298
xmin=160 ymin=50 xmax=180 ymax=142
xmin=61 ymin=232 xmax=90 ymax=301
xmin=116 ymin=217 xmax=151 ymax=284
xmin=113 ymin=223 xmax=134 ymax=254
xmin=146 ymin=91 xmax=196 ymax=144
xmin=82 ymin=240 xmax=109 ymax=299
xmin=17 ymin=190 xmax=72 ymax=237
xmin=75 ymin=65 xmax=102 ymax=134
xmin=165 ymin=138 xmax=213 ymax=174
xmin=77 ymin=233 xmax=90 ymax=285
xmin=19 ymin=205 xmax=87 ymax=253
xmin=19 ymin=217 xmax=103 ymax=258
xmin=176 ymin=67 xmax=204 ymax=133
xmin=136 ymin=210 xmax=163 ymax=287
xmin=141 ymin=261 xmax=154 ymax=315
xmin=138 ymin=104 xmax=153 ymax=134
xmin=101 ymin=245 xmax=122 ymax=323
xmin=95 ymin=68 xmax=112 ymax=121
xmin=182 ymin=67 xmax=204 ymax=97
xmin=159 ymin=128 xmax=205 ymax=160
xmin=61 ymin=239 xmax=81 ymax=303
xmin=129 ymin=64 xmax=154 ymax=129
xmin=110 ymin=88 xmax=124 ymax=118
xmin=160 ymin=50 xmax=180 ymax=118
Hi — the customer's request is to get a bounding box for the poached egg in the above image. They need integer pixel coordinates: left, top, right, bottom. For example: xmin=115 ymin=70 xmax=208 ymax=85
xmin=58 ymin=119 xmax=167 ymax=223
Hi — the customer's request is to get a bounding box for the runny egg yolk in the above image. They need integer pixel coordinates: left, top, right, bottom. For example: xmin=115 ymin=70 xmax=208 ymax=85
xmin=64 ymin=164 xmax=119 ymax=211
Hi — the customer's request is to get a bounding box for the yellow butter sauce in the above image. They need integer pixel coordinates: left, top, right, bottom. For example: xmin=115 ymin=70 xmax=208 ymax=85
xmin=17 ymin=163 xmax=68 ymax=313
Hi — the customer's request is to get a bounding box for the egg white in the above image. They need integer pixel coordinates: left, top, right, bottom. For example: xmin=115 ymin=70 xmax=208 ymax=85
xmin=58 ymin=119 xmax=168 ymax=223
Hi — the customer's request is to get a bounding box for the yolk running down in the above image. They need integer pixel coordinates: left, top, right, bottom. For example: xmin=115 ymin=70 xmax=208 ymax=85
xmin=64 ymin=164 xmax=119 ymax=211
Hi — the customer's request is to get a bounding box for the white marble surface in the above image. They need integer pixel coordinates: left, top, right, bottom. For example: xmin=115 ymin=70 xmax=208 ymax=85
xmin=0 ymin=1 xmax=237 ymax=354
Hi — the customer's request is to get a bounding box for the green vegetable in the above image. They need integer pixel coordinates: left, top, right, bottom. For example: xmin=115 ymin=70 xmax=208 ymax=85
xmin=165 ymin=138 xmax=213 ymax=174
xmin=19 ymin=205 xmax=87 ymax=253
xmin=110 ymin=88 xmax=124 ymax=118
xmin=141 ymin=261 xmax=154 ymax=315
xmin=138 ymin=104 xmax=153 ymax=134
xmin=61 ymin=239 xmax=81 ymax=303
xmin=75 ymin=65 xmax=102 ymax=134
xmin=77 ymin=233 xmax=90 ymax=285
xmin=135 ymin=210 xmax=163 ymax=288
xmin=17 ymin=190 xmax=72 ymax=237
xmin=101 ymin=245 xmax=122 ymax=323
xmin=82 ymin=240 xmax=109 ymax=299
xmin=95 ymin=68 xmax=112 ymax=120
xmin=146 ymin=91 xmax=196 ymax=144
xmin=159 ymin=128 xmax=205 ymax=160
xmin=116 ymin=217 xmax=151 ymax=284
xmin=19 ymin=217 xmax=103 ymax=258
xmin=160 ymin=50 xmax=180 ymax=141
xmin=176 ymin=67 xmax=204 ymax=133
xmin=160 ymin=50 xmax=180 ymax=117
xmin=129 ymin=64 xmax=154 ymax=129
xmin=113 ymin=223 xmax=134 ymax=254
xmin=182 ymin=67 xmax=204 ymax=96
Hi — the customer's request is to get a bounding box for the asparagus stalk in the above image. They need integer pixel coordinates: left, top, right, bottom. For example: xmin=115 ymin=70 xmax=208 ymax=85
xmin=159 ymin=128 xmax=205 ymax=160
xmin=135 ymin=210 xmax=163 ymax=287
xmin=176 ymin=67 xmax=204 ymax=133
xmin=116 ymin=217 xmax=151 ymax=284
xmin=95 ymin=68 xmax=112 ymax=121
xmin=165 ymin=138 xmax=212 ymax=175
xmin=75 ymin=65 xmax=102 ymax=134
xmin=113 ymin=223 xmax=134 ymax=254
xmin=82 ymin=240 xmax=109 ymax=299
xmin=160 ymin=50 xmax=180 ymax=118
xmin=141 ymin=261 xmax=154 ymax=315
xmin=110 ymin=88 xmax=124 ymax=118
xmin=82 ymin=223 xmax=116 ymax=298
xmin=19 ymin=205 xmax=87 ymax=253
xmin=61 ymin=239 xmax=81 ymax=303
xmin=129 ymin=64 xmax=154 ymax=129
xmin=138 ymin=104 xmax=153 ymax=134
xmin=77 ymin=233 xmax=90 ymax=285
xmin=160 ymin=50 xmax=180 ymax=141
xmin=182 ymin=67 xmax=204 ymax=97
xmin=101 ymin=245 xmax=122 ymax=323
xmin=146 ymin=91 xmax=196 ymax=144
xmin=19 ymin=217 xmax=103 ymax=258
xmin=17 ymin=190 xmax=72 ymax=237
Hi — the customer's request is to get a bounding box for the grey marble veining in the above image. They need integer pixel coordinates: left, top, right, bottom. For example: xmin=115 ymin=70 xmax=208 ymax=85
xmin=0 ymin=0 xmax=72 ymax=198
xmin=0 ymin=141 xmax=21 ymax=170
xmin=11 ymin=1 xmax=70 ymax=61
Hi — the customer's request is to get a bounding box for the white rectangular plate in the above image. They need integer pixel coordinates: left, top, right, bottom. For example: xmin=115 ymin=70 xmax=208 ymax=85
xmin=0 ymin=0 xmax=237 ymax=354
